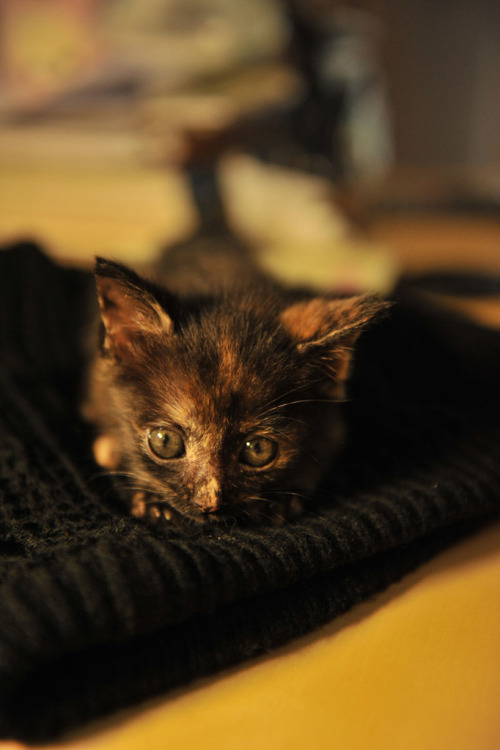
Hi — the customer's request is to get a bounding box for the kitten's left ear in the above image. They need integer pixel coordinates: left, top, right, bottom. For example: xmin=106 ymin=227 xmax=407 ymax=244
xmin=281 ymin=293 xmax=390 ymax=392
xmin=95 ymin=258 xmax=173 ymax=361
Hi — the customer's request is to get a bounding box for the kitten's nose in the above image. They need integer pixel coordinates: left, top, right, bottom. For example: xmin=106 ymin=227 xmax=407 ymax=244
xmin=198 ymin=497 xmax=220 ymax=514
xmin=195 ymin=476 xmax=221 ymax=513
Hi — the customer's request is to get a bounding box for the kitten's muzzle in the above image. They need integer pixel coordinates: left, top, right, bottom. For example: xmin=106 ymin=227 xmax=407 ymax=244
xmin=200 ymin=504 xmax=219 ymax=514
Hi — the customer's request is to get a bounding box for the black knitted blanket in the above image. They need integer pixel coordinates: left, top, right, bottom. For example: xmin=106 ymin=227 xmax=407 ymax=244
xmin=1 ymin=243 xmax=500 ymax=743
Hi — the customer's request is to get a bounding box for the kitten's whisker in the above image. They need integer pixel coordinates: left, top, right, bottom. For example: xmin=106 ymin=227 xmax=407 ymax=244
xmin=260 ymin=385 xmax=309 ymax=412
xmin=284 ymin=416 xmax=310 ymax=428
xmin=258 ymin=397 xmax=343 ymax=418
xmin=88 ymin=470 xmax=137 ymax=482
xmin=126 ymin=486 xmax=163 ymax=499
xmin=269 ymin=426 xmax=300 ymax=443
xmin=261 ymin=383 xmax=307 ymax=409
xmin=261 ymin=375 xmax=329 ymax=411
xmin=262 ymin=490 xmax=310 ymax=501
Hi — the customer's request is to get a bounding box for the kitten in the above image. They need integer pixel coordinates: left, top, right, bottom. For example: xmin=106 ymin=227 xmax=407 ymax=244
xmin=84 ymin=244 xmax=388 ymax=525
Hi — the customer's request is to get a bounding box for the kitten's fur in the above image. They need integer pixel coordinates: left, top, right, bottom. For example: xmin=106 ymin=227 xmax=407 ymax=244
xmin=84 ymin=243 xmax=388 ymax=525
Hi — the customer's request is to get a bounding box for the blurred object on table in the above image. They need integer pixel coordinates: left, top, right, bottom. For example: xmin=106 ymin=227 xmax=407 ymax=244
xmin=0 ymin=0 xmax=391 ymax=179
xmin=0 ymin=0 xmax=105 ymax=112
xmin=284 ymin=0 xmax=393 ymax=183
xmin=0 ymin=0 xmax=393 ymax=293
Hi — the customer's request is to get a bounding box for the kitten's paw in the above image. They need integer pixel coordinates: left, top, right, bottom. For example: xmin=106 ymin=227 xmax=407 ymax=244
xmin=131 ymin=491 xmax=176 ymax=523
xmin=93 ymin=434 xmax=121 ymax=469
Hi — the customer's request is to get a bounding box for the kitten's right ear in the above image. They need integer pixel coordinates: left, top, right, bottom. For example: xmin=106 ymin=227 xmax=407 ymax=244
xmin=95 ymin=258 xmax=173 ymax=361
xmin=281 ymin=293 xmax=390 ymax=395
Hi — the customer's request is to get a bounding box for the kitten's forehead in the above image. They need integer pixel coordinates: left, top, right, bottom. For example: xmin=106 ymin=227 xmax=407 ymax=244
xmin=184 ymin=336 xmax=271 ymax=412
xmin=151 ymin=315 xmax=294 ymax=427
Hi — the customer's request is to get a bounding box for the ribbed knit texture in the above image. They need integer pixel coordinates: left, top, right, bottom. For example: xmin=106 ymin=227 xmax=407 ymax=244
xmin=1 ymin=242 xmax=499 ymax=743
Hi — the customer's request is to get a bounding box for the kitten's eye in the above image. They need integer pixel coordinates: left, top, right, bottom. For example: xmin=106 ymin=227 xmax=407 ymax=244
xmin=148 ymin=428 xmax=185 ymax=459
xmin=239 ymin=436 xmax=278 ymax=468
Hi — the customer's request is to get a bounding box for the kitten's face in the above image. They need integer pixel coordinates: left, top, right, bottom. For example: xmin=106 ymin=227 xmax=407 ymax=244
xmin=90 ymin=259 xmax=388 ymax=524
xmin=101 ymin=317 xmax=343 ymax=522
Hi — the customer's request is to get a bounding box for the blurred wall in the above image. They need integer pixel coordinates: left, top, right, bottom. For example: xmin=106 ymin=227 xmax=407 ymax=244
xmin=383 ymin=0 xmax=500 ymax=166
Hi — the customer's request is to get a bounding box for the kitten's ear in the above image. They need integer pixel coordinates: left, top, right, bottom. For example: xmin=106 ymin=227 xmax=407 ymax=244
xmin=95 ymin=258 xmax=173 ymax=361
xmin=281 ymin=294 xmax=390 ymax=392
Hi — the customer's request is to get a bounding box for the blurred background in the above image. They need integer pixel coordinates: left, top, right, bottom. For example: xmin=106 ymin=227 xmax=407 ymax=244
xmin=1 ymin=0 xmax=500 ymax=304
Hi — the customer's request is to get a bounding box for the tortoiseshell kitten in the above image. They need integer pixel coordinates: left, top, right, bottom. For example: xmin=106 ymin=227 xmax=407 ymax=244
xmin=84 ymin=242 xmax=388 ymax=525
